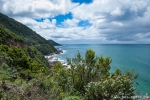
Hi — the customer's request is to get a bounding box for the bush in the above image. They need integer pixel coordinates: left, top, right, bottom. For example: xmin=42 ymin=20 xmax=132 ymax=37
xmin=0 ymin=49 xmax=138 ymax=99
xmin=85 ymin=69 xmax=137 ymax=100
xmin=53 ymin=50 xmax=138 ymax=99
xmin=63 ymin=96 xmax=84 ymax=100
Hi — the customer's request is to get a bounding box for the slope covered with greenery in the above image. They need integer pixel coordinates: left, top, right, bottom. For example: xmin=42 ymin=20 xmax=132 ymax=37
xmin=0 ymin=13 xmax=47 ymax=45
xmin=47 ymin=39 xmax=61 ymax=46
xmin=0 ymin=24 xmax=25 ymax=47
xmin=0 ymin=50 xmax=138 ymax=100
xmin=0 ymin=12 xmax=53 ymax=79
xmin=0 ymin=13 xmax=53 ymax=98
xmin=0 ymin=12 xmax=57 ymax=54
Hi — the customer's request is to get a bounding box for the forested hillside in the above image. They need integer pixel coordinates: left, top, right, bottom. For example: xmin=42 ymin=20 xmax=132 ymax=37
xmin=0 ymin=13 xmax=53 ymax=79
xmin=0 ymin=13 xmax=47 ymax=45
xmin=47 ymin=39 xmax=61 ymax=46
xmin=0 ymin=12 xmax=57 ymax=54
xmin=0 ymin=24 xmax=25 ymax=47
xmin=0 ymin=12 xmax=55 ymax=99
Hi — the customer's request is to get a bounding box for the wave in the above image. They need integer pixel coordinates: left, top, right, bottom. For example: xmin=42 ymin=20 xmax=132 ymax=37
xmin=61 ymin=50 xmax=67 ymax=54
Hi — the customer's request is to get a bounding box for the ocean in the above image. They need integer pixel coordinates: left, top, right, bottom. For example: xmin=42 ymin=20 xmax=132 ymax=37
xmin=54 ymin=44 xmax=150 ymax=96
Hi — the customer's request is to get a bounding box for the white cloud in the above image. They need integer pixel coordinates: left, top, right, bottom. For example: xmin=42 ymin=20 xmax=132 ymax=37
xmin=0 ymin=0 xmax=150 ymax=44
xmin=0 ymin=0 xmax=78 ymax=18
xmin=111 ymin=7 xmax=124 ymax=16
xmin=111 ymin=21 xmax=124 ymax=27
xmin=62 ymin=18 xmax=79 ymax=27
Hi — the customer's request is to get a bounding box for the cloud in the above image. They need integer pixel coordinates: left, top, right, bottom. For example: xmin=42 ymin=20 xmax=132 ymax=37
xmin=62 ymin=18 xmax=79 ymax=27
xmin=70 ymin=0 xmax=150 ymax=43
xmin=0 ymin=0 xmax=78 ymax=18
xmin=0 ymin=0 xmax=150 ymax=44
xmin=136 ymin=32 xmax=150 ymax=39
xmin=111 ymin=7 xmax=124 ymax=16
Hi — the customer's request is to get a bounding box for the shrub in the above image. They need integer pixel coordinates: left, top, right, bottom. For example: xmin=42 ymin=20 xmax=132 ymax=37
xmin=54 ymin=50 xmax=138 ymax=99
xmin=63 ymin=96 xmax=84 ymax=100
xmin=85 ymin=69 xmax=137 ymax=100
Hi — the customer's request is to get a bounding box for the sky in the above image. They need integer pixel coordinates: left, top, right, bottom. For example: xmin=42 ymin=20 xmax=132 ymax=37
xmin=0 ymin=0 xmax=150 ymax=44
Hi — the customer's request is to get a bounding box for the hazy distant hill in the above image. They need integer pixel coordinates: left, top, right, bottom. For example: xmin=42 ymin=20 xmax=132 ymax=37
xmin=47 ymin=39 xmax=61 ymax=46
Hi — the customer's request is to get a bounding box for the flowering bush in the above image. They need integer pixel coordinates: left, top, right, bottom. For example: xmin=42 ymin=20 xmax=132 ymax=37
xmin=85 ymin=69 xmax=137 ymax=100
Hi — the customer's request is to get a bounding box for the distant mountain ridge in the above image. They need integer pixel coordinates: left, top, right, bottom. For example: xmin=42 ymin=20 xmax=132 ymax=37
xmin=0 ymin=12 xmax=57 ymax=55
xmin=47 ymin=39 xmax=61 ymax=46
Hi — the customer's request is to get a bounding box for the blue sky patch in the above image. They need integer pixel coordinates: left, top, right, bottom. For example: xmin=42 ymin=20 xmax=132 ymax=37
xmin=34 ymin=13 xmax=73 ymax=26
xmin=72 ymin=0 xmax=93 ymax=4
xmin=50 ymin=12 xmax=73 ymax=26
xmin=78 ymin=20 xmax=92 ymax=27
xmin=35 ymin=18 xmax=45 ymax=22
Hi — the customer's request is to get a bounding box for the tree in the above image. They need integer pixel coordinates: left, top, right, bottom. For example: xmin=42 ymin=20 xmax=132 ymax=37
xmin=66 ymin=50 xmax=112 ymax=93
xmin=54 ymin=50 xmax=138 ymax=100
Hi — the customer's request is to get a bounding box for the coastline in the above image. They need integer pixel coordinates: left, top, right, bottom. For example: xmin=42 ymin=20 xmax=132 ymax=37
xmin=45 ymin=49 xmax=69 ymax=69
xmin=45 ymin=49 xmax=63 ymax=65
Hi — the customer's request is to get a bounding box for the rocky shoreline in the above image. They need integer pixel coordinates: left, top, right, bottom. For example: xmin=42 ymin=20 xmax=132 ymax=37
xmin=47 ymin=49 xmax=63 ymax=56
xmin=45 ymin=49 xmax=64 ymax=67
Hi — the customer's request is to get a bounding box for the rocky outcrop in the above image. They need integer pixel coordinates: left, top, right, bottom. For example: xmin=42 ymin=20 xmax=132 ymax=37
xmin=6 ymin=38 xmax=26 ymax=48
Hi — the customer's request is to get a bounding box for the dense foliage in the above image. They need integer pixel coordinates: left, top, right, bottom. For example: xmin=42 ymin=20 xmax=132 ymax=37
xmin=51 ymin=50 xmax=138 ymax=100
xmin=47 ymin=39 xmax=61 ymax=46
xmin=0 ymin=13 xmax=47 ymax=45
xmin=0 ymin=12 xmax=57 ymax=54
xmin=0 ymin=25 xmax=24 ymax=46
xmin=0 ymin=50 xmax=138 ymax=99
xmin=0 ymin=45 xmax=49 ymax=79
xmin=34 ymin=44 xmax=56 ymax=55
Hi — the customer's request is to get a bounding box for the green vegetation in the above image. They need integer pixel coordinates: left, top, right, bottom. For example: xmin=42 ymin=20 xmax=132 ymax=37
xmin=0 ymin=13 xmax=47 ymax=45
xmin=0 ymin=12 xmax=138 ymax=99
xmin=0 ymin=45 xmax=49 ymax=79
xmin=47 ymin=39 xmax=61 ymax=46
xmin=0 ymin=24 xmax=24 ymax=46
xmin=0 ymin=12 xmax=57 ymax=54
xmin=0 ymin=49 xmax=138 ymax=100
xmin=51 ymin=50 xmax=138 ymax=100
xmin=34 ymin=44 xmax=56 ymax=55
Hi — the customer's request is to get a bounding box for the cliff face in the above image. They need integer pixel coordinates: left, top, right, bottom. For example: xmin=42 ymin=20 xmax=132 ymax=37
xmin=6 ymin=39 xmax=26 ymax=48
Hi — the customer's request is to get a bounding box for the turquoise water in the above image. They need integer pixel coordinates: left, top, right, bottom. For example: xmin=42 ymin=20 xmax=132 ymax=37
xmin=55 ymin=44 xmax=150 ymax=95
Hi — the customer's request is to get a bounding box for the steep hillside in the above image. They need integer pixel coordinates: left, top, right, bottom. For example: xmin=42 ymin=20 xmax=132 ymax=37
xmin=0 ymin=24 xmax=25 ymax=47
xmin=0 ymin=12 xmax=57 ymax=54
xmin=0 ymin=13 xmax=52 ymax=81
xmin=0 ymin=12 xmax=59 ymax=99
xmin=47 ymin=39 xmax=61 ymax=46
